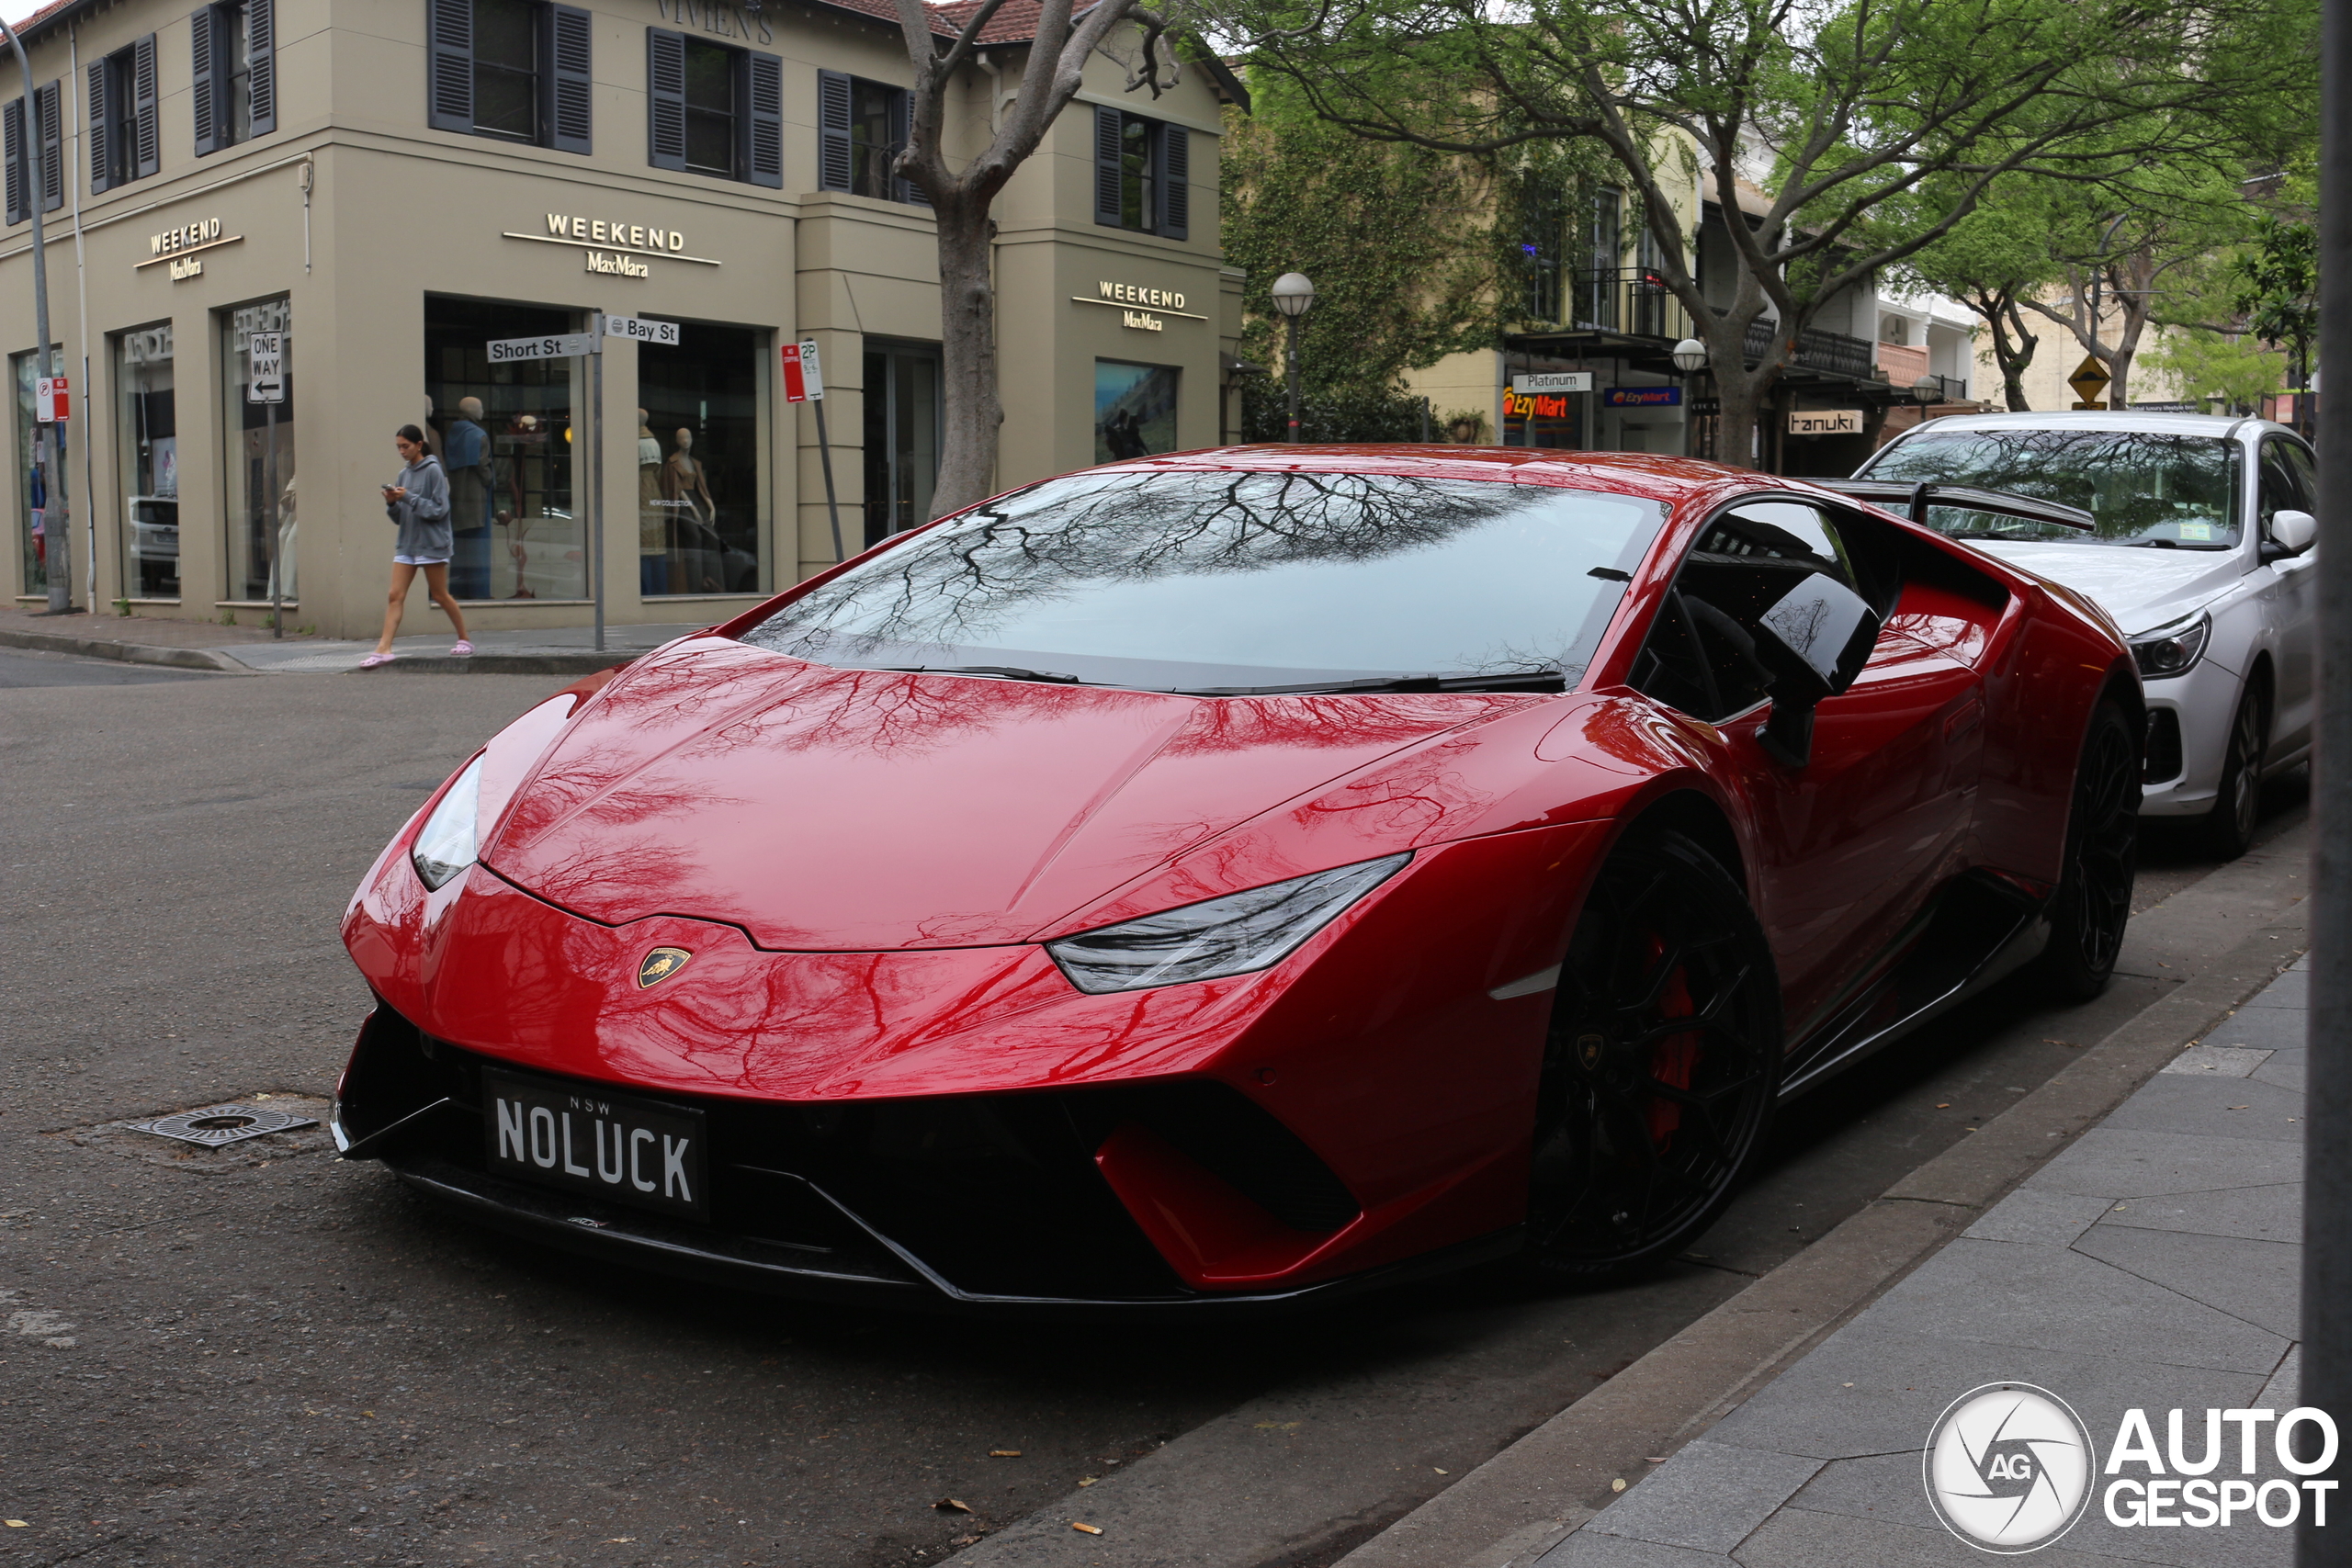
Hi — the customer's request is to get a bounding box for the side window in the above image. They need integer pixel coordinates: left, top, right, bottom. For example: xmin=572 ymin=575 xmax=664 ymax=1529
xmin=650 ymin=31 xmax=780 ymax=186
xmin=2260 ymin=438 xmax=2315 ymax=531
xmin=1631 ymin=501 xmax=1881 ymax=723
xmin=1091 ymin=106 xmax=1188 ymax=239
xmin=816 ymin=72 xmax=922 ymax=205
xmin=3 ymin=81 xmax=62 ymax=224
xmin=193 ymin=0 xmax=275 ymax=156
xmin=427 ymin=0 xmax=592 ymax=155
xmin=88 ymin=37 xmax=159 ymax=196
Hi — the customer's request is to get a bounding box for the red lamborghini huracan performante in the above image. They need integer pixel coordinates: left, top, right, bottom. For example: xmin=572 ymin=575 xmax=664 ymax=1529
xmin=335 ymin=447 xmax=2140 ymax=1310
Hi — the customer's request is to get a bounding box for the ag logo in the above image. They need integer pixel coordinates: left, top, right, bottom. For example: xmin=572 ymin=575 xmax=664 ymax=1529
xmin=1577 ymin=1032 xmax=1605 ymax=1070
xmin=1924 ymin=1382 xmax=2097 ymax=1552
xmin=636 ymin=946 xmax=692 ymax=988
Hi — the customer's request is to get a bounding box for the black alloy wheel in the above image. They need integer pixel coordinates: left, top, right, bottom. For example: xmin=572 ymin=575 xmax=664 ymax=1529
xmin=1523 ymin=829 xmax=1782 ymax=1280
xmin=2202 ymin=681 xmax=2268 ymax=860
xmin=2038 ymin=700 xmax=2141 ymax=1001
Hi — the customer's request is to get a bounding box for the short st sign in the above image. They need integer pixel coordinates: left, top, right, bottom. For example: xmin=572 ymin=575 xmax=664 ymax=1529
xmin=781 ymin=339 xmax=825 ymax=402
xmin=488 ymin=332 xmax=599 ymax=364
xmin=1603 ymin=386 xmax=1682 ymax=408
xmin=1510 ymin=372 xmax=1592 ymax=394
xmin=33 ymin=375 xmax=69 ymax=422
xmin=247 ymin=333 xmax=286 ymax=402
xmin=1789 ymin=408 xmax=1864 ymax=436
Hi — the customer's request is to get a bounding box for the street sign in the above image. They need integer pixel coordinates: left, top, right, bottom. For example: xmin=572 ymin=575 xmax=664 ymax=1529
xmin=600 ymin=314 xmax=680 ymax=345
xmin=247 ymin=332 xmax=286 ymax=403
xmin=1789 ymin=408 xmax=1863 ymax=436
xmin=1510 ymin=371 xmax=1592 ymax=394
xmin=486 ymin=332 xmax=599 ymax=364
xmin=2067 ymin=355 xmax=2111 ymax=409
xmin=34 ymin=375 xmax=68 ymax=422
xmin=782 ymin=339 xmax=825 ymax=402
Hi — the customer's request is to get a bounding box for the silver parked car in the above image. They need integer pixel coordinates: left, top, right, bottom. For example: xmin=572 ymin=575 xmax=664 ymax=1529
xmin=1856 ymin=412 xmax=2316 ymax=857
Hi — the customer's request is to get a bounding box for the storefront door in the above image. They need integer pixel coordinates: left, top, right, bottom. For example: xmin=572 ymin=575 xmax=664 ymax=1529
xmin=862 ymin=341 xmax=939 ymax=547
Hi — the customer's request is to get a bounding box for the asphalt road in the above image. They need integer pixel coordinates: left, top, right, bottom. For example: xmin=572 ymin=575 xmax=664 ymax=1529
xmin=0 ymin=660 xmax=2306 ymax=1568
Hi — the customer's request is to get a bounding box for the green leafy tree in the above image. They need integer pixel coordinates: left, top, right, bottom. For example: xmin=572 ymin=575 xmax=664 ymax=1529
xmin=1891 ymin=186 xmax=2068 ymax=410
xmin=2232 ymin=215 xmax=2317 ymax=417
xmin=2142 ymin=329 xmax=2287 ymax=414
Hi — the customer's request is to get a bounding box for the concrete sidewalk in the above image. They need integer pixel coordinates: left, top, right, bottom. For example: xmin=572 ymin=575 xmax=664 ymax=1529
xmin=0 ymin=605 xmax=707 ymax=673
xmin=1542 ymin=958 xmax=2310 ymax=1566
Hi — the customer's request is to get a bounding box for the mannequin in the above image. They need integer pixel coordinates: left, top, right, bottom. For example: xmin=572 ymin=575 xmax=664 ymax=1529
xmin=662 ymin=429 xmax=719 ymax=593
xmin=638 ymin=410 xmax=666 ymax=595
xmin=444 ymin=395 xmax=492 ymax=598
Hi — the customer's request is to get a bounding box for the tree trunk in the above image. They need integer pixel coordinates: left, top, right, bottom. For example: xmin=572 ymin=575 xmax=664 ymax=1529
xmin=1711 ymin=364 xmax=1775 ymax=471
xmin=930 ymin=191 xmax=1001 ymax=519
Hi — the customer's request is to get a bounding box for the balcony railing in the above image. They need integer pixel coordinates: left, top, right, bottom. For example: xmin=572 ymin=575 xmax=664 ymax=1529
xmin=1570 ymin=268 xmax=1692 ymax=343
xmin=1739 ymin=317 xmax=1879 ymax=379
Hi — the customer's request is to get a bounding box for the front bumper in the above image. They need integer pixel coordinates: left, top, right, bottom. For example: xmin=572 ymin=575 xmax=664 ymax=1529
xmin=334 ymin=1002 xmax=1516 ymax=1314
xmin=2138 ymin=657 xmax=2243 ymax=818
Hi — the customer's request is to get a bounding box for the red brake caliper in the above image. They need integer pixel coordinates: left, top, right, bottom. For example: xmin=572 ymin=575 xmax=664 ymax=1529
xmin=1645 ymin=935 xmax=1701 ymax=1149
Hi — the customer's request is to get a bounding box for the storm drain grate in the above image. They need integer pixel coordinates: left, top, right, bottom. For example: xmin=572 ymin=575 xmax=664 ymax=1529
xmin=123 ymin=1104 xmax=319 ymax=1146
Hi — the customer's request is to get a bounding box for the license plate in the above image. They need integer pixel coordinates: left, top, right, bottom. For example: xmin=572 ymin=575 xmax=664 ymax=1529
xmin=481 ymin=1069 xmax=710 ymax=1223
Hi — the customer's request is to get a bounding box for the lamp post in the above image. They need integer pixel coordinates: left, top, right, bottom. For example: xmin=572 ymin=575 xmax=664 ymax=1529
xmin=1911 ymin=372 xmax=1941 ymax=405
xmin=1271 ymin=272 xmax=1315 ymax=443
xmin=3 ymin=15 xmax=66 ymax=614
xmin=1672 ymin=338 xmax=1707 ymax=457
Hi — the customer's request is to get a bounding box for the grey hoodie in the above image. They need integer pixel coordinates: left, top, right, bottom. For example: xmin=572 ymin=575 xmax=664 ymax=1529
xmin=385 ymin=454 xmax=452 ymax=560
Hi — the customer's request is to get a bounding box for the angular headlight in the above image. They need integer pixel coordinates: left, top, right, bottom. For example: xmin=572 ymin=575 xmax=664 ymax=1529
xmin=411 ymin=758 xmax=484 ymax=891
xmin=1046 ymin=852 xmax=1410 ymax=994
xmin=2128 ymin=613 xmax=2211 ymax=679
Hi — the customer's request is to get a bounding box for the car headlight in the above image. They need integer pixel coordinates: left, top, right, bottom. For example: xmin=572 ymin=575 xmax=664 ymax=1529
xmin=1046 ymin=852 xmax=1411 ymax=994
xmin=2128 ymin=613 xmax=2211 ymax=679
xmin=411 ymin=758 xmax=484 ymax=891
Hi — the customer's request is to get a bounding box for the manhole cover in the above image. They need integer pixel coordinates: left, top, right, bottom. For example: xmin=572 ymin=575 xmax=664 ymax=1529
xmin=124 ymin=1104 xmax=318 ymax=1146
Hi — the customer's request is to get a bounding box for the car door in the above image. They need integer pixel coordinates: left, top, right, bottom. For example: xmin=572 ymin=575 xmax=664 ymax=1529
xmin=2258 ymin=435 xmax=2319 ymax=758
xmin=1628 ymin=498 xmax=1984 ymax=1038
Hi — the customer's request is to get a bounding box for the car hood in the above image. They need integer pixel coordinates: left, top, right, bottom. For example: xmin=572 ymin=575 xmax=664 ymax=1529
xmin=481 ymin=637 xmax=1527 ymax=951
xmin=1964 ymin=540 xmax=2244 ymax=636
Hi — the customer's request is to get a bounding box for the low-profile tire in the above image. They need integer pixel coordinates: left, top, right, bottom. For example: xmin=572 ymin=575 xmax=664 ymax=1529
xmin=2037 ymin=700 xmax=2141 ymax=1001
xmin=1522 ymin=829 xmax=1783 ymax=1280
xmin=2201 ymin=680 xmax=2267 ymax=861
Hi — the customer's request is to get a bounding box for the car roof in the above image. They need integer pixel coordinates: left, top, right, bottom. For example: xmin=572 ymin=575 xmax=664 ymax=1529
xmin=1882 ymin=410 xmax=2300 ymax=444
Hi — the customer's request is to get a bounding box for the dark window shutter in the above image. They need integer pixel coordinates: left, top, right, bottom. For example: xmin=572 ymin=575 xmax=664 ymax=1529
xmin=247 ymin=0 xmax=276 ymax=136
xmin=36 ymin=83 xmax=60 ymax=211
xmin=548 ymin=5 xmax=590 ymax=153
xmin=1155 ymin=122 xmax=1187 ymax=240
xmin=191 ymin=6 xmax=218 ymax=155
xmin=742 ymin=49 xmax=781 ymax=187
xmin=427 ymin=0 xmax=473 ymax=133
xmin=1092 ymin=105 xmax=1121 ymax=226
xmin=816 ymin=68 xmax=851 ymax=190
xmin=85 ymin=59 xmax=108 ymax=194
xmin=888 ymin=85 xmax=928 ymax=206
xmin=4 ymin=98 xmax=24 ymax=226
xmin=645 ymin=28 xmax=684 ymax=170
xmin=132 ymin=34 xmax=160 ymax=179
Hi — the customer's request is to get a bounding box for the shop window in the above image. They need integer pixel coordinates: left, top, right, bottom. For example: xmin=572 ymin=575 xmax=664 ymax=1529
xmin=817 ymin=72 xmax=925 ymax=205
xmin=1577 ymin=186 xmax=1621 ymax=328
xmin=2 ymin=82 xmax=62 ymax=224
xmin=427 ymin=0 xmax=592 ymax=154
xmin=193 ymin=0 xmax=275 ymax=156
xmin=114 ymin=323 xmax=178 ymax=601
xmin=88 ymin=36 xmax=160 ymax=196
xmin=648 ymin=32 xmax=780 ymax=186
xmin=1521 ymin=181 xmax=1566 ymax=324
xmin=222 ymin=299 xmax=295 ymax=604
xmin=637 ymin=321 xmax=763 ymax=596
xmin=1094 ymin=361 xmax=1178 ymax=464
xmin=424 ymin=295 xmax=585 ymax=602
xmin=863 ymin=342 xmax=939 ymax=546
xmin=1091 ymin=107 xmax=1186 ymax=239
xmin=11 ymin=347 xmax=66 ymax=597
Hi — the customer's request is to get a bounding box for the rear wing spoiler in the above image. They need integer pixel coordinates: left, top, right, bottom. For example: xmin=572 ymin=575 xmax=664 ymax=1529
xmin=1803 ymin=479 xmax=2097 ymax=534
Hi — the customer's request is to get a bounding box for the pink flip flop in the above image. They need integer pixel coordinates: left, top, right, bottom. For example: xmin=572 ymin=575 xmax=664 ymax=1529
xmin=358 ymin=652 xmax=398 ymax=670
xmin=449 ymin=639 xmax=475 ymax=656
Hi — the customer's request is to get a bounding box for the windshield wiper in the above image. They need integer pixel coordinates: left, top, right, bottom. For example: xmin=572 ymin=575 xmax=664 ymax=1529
xmin=880 ymin=664 xmax=1085 ymax=683
xmin=1173 ymin=671 xmax=1567 ymax=697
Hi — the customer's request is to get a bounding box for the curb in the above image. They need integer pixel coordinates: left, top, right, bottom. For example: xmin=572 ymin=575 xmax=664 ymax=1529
xmin=0 ymin=626 xmax=249 ymax=671
xmin=1329 ymin=902 xmax=2310 ymax=1568
xmin=359 ymin=653 xmax=635 ymax=675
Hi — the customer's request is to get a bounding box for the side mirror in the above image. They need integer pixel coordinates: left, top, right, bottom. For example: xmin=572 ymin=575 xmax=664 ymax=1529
xmin=2270 ymin=509 xmax=2316 ymax=557
xmin=1752 ymin=573 xmax=1883 ymax=769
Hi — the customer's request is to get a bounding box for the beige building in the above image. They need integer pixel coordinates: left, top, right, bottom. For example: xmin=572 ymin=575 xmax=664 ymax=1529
xmin=1 ymin=0 xmax=1242 ymax=637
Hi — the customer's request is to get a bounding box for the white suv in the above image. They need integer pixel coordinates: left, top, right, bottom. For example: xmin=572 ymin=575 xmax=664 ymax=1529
xmin=1855 ymin=411 xmax=2316 ymax=857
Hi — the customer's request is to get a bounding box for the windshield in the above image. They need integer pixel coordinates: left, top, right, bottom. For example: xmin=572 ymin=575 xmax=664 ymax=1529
xmin=741 ymin=468 xmax=1666 ymax=694
xmin=1860 ymin=429 xmax=2243 ymax=548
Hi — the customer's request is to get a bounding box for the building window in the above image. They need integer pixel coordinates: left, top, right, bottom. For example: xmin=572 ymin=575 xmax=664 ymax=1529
xmin=114 ymin=323 xmax=178 ymax=600
xmin=428 ymin=0 xmax=592 ymax=154
xmin=1576 ymin=186 xmax=1621 ymax=328
xmin=863 ymin=342 xmax=940 ymax=546
xmin=193 ymin=0 xmax=275 ymax=156
xmin=1521 ymin=183 xmax=1566 ymax=324
xmin=817 ymin=72 xmax=924 ymax=204
xmin=12 ymin=348 xmax=66 ymax=596
xmin=1095 ymin=361 xmax=1178 ymax=463
xmin=2 ymin=81 xmax=62 ymax=224
xmin=88 ymin=36 xmax=159 ymax=196
xmin=650 ymin=32 xmax=780 ymax=186
xmin=425 ymin=296 xmax=585 ymax=602
xmin=638 ymin=321 xmax=764 ymax=596
xmin=1091 ymin=107 xmax=1187 ymax=239
xmin=222 ymin=299 xmax=295 ymax=604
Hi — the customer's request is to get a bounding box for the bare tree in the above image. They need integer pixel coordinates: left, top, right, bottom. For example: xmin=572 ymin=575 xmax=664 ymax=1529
xmin=888 ymin=0 xmax=1182 ymax=516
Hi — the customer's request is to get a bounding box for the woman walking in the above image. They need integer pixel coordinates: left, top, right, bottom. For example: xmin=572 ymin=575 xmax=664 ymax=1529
xmin=362 ymin=424 xmax=471 ymax=669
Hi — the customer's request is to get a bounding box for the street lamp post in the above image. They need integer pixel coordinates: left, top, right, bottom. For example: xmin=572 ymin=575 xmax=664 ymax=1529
xmin=1671 ymin=338 xmax=1707 ymax=457
xmin=1271 ymin=272 xmax=1315 ymax=443
xmin=3 ymin=16 xmax=67 ymax=614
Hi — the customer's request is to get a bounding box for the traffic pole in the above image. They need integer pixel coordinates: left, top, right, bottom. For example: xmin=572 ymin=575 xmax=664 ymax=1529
xmin=265 ymin=397 xmax=280 ymax=637
xmin=812 ymin=397 xmax=844 ymax=562
xmin=2301 ymin=0 xmax=2352 ymax=1559
xmin=590 ymin=323 xmax=605 ymax=655
xmin=3 ymin=17 xmax=67 ymax=615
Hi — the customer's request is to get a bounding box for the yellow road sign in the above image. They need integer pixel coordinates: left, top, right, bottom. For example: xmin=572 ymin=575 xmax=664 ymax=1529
xmin=2067 ymin=355 xmax=2111 ymax=407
